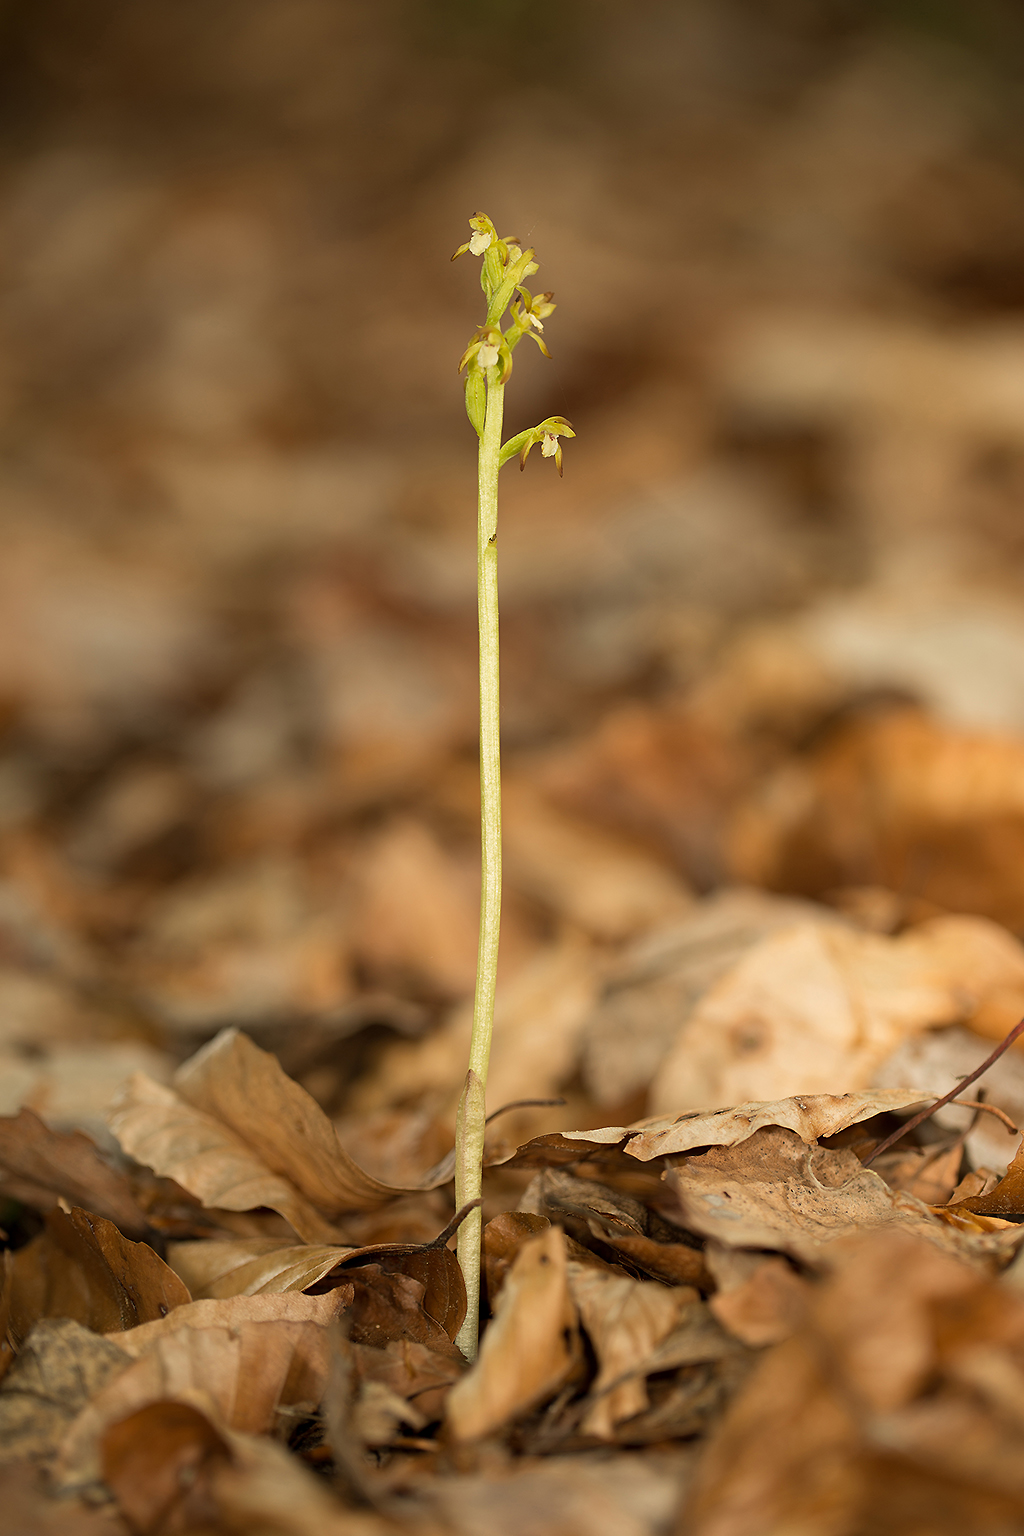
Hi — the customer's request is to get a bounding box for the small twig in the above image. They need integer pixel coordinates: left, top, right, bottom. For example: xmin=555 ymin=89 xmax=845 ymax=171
xmin=426 ymin=1198 xmax=483 ymax=1250
xmin=948 ymin=1099 xmax=1020 ymax=1135
xmin=486 ymin=1096 xmax=566 ymax=1125
xmin=863 ymin=1017 xmax=1024 ymax=1167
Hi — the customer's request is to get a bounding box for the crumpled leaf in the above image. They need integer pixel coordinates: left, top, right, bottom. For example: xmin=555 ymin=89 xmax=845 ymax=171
xmin=107 ymin=1028 xmax=454 ymax=1241
xmin=446 ymin=1226 xmax=579 ymax=1442
xmin=100 ymin=1399 xmax=230 ymax=1534
xmin=518 ymin=1087 xmax=928 ymax=1165
xmin=1 ymin=1206 xmax=190 ymax=1372
xmin=649 ymin=915 xmax=1024 ymax=1116
xmin=946 ymin=1135 xmax=1024 ymax=1220
xmin=0 ymin=1108 xmax=148 ymax=1235
xmin=53 ymin=1291 xmax=347 ymax=1495
xmin=567 ymin=1263 xmax=697 ymax=1439
xmin=665 ymin=1126 xmax=1022 ymax=1269
xmin=166 ymin=1230 xmax=466 ymax=1341
xmin=0 ymin=1319 xmax=130 ymax=1465
xmin=688 ymin=1228 xmax=1024 ymax=1536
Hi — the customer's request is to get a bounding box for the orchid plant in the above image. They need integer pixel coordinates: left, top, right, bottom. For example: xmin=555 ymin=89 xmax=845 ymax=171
xmin=451 ymin=213 xmax=574 ymax=1359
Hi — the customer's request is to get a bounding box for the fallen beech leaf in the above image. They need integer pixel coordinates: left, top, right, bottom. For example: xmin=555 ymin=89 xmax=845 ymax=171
xmin=870 ymin=1143 xmax=965 ymax=1206
xmin=343 ymin=1263 xmax=461 ymax=1355
xmin=167 ymin=1238 xmax=353 ymax=1299
xmin=0 ymin=1108 xmax=148 ymax=1235
xmin=946 ymin=1136 xmax=1024 ymax=1220
xmin=424 ymin=1448 xmax=692 ymax=1536
xmin=446 ymin=1226 xmax=578 ymax=1442
xmin=581 ymin=887 xmax=842 ymax=1106
xmin=544 ymin=1087 xmax=928 ymax=1163
xmin=55 ymin=1294 xmax=346 ymax=1493
xmin=483 ymin=1212 xmax=553 ymax=1305
xmin=502 ymin=776 xmax=693 ymax=941
xmin=101 ymin=1399 xmax=230 ymax=1535
xmin=207 ymin=1426 xmax=391 ymax=1536
xmin=689 ymin=1228 xmax=1024 ymax=1535
xmin=1 ymin=1206 xmax=190 ymax=1365
xmin=109 ymin=1030 xmax=452 ymax=1240
xmin=107 ymin=1073 xmax=341 ymax=1244
xmin=0 ymin=1319 xmax=130 ymax=1465
xmin=708 ymin=1253 xmax=811 ymax=1347
xmin=567 ymin=1263 xmax=696 ymax=1438
xmin=649 ymin=917 xmax=1022 ymax=1116
xmin=352 ymin=1338 xmax=463 ymax=1423
xmin=727 ymin=706 xmax=1024 ymax=935
xmin=665 ymin=1126 xmax=1020 ymax=1268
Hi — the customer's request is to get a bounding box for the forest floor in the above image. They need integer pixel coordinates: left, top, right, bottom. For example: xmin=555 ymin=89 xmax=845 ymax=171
xmin=7 ymin=5 xmax=1024 ymax=1532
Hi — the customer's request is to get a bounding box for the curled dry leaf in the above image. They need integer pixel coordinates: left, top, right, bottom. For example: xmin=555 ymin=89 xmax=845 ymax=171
xmin=665 ymin=1126 xmax=1021 ymax=1270
xmin=528 ymin=1087 xmax=928 ymax=1164
xmin=945 ymin=1135 xmax=1024 ymax=1220
xmin=0 ymin=1318 xmax=130 ymax=1465
xmin=0 ymin=1206 xmax=190 ymax=1373
xmin=0 ymin=1108 xmax=148 ymax=1235
xmin=167 ymin=1237 xmax=354 ymax=1299
xmin=108 ymin=1028 xmax=454 ymax=1241
xmin=446 ymin=1226 xmax=578 ymax=1443
xmin=54 ymin=1291 xmax=347 ymax=1494
xmin=567 ymin=1263 xmax=698 ymax=1439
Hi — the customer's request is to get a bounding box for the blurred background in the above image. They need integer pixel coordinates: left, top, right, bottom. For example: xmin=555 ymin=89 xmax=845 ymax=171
xmin=5 ymin=0 xmax=1024 ymax=1169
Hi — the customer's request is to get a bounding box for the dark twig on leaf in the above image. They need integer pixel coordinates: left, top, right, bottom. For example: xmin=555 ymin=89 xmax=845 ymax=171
xmin=863 ymin=1017 xmax=1024 ymax=1167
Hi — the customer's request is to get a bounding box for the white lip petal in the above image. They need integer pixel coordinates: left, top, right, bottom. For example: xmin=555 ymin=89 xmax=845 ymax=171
xmin=469 ymin=231 xmax=493 ymax=255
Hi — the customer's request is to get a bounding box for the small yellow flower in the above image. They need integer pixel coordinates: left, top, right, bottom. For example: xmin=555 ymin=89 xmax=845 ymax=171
xmin=477 ymin=336 xmax=500 ymax=369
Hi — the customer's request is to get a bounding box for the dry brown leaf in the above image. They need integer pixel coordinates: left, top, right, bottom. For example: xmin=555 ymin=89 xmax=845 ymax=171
xmin=167 ymin=1237 xmax=354 ymax=1299
xmin=526 ymin=1087 xmax=928 ymax=1166
xmin=649 ymin=916 xmax=1024 ymax=1115
xmin=100 ymin=1399 xmax=230 ymax=1535
xmin=580 ymin=887 xmax=843 ymax=1107
xmin=107 ymin=1071 xmax=341 ymax=1244
xmin=665 ymin=1126 xmax=1022 ymax=1268
xmin=54 ymin=1293 xmax=346 ymax=1494
xmin=874 ymin=1024 xmax=1024 ymax=1174
xmin=567 ymin=1263 xmax=697 ymax=1438
xmin=0 ymin=1462 xmax=129 ymax=1535
xmin=108 ymin=1029 xmax=453 ymax=1242
xmin=946 ymin=1136 xmax=1024 ymax=1220
xmin=707 ymin=1253 xmax=811 ymax=1348
xmin=353 ymin=1338 xmax=463 ymax=1424
xmin=502 ymin=777 xmax=693 ymax=941
xmin=689 ymin=1228 xmax=1024 ymax=1536
xmin=1 ymin=1206 xmax=190 ymax=1370
xmin=728 ymin=707 xmax=1024 ymax=935
xmin=0 ymin=1108 xmax=148 ymax=1235
xmin=446 ymin=1226 xmax=578 ymax=1442
xmin=0 ymin=1319 xmax=131 ymax=1466
xmin=350 ymin=937 xmax=599 ymax=1131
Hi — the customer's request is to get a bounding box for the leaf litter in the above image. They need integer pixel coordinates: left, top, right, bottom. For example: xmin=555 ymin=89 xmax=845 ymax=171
xmin=10 ymin=10 xmax=1024 ymax=1533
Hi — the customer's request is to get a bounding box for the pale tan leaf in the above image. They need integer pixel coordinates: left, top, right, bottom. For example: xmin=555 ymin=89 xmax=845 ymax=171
xmin=551 ymin=1087 xmax=929 ymax=1162
xmin=446 ymin=1226 xmax=577 ymax=1442
xmin=567 ymin=1263 xmax=695 ymax=1439
xmin=0 ymin=1319 xmax=130 ymax=1465
xmin=173 ymin=1027 xmax=445 ymax=1210
xmin=167 ymin=1237 xmax=353 ymax=1299
xmin=56 ymin=1293 xmax=346 ymax=1494
xmin=639 ymin=916 xmax=1024 ymax=1119
xmin=106 ymin=1072 xmax=340 ymax=1243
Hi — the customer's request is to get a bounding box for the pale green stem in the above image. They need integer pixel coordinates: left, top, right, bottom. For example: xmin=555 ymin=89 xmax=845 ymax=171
xmin=454 ymin=368 xmax=505 ymax=1361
